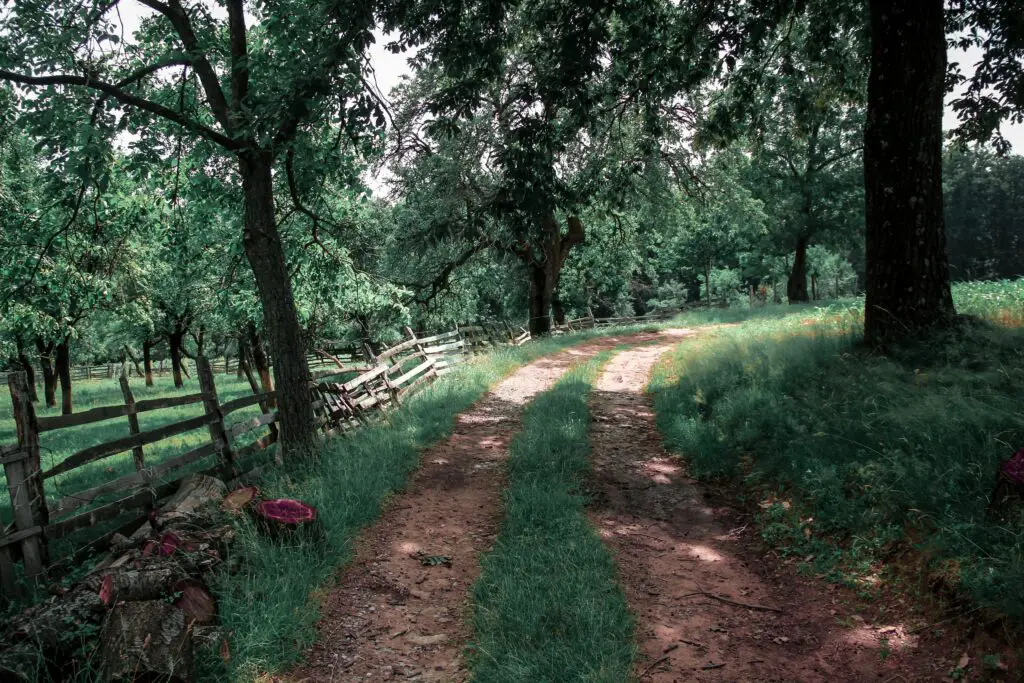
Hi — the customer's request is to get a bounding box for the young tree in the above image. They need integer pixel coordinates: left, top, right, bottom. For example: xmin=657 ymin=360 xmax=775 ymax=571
xmin=0 ymin=1 xmax=385 ymax=456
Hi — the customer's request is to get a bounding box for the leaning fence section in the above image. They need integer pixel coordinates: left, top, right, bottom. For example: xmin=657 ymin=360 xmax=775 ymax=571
xmin=0 ymin=322 xmax=528 ymax=599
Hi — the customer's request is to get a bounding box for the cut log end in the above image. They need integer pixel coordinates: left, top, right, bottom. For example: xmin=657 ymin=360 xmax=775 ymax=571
xmin=172 ymin=581 xmax=217 ymax=626
xmin=221 ymin=486 xmax=260 ymax=514
xmin=252 ymin=498 xmax=322 ymax=541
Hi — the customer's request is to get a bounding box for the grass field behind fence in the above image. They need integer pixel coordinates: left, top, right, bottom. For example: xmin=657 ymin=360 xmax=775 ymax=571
xmin=650 ymin=278 xmax=1024 ymax=623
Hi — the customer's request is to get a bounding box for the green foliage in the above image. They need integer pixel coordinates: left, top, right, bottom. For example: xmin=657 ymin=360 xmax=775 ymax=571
xmin=650 ymin=281 xmax=1024 ymax=619
xmin=470 ymin=354 xmax=634 ymax=682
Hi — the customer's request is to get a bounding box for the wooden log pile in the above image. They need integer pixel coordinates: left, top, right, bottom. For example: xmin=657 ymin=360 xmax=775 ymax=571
xmin=0 ymin=474 xmax=322 ymax=682
xmin=0 ymin=476 xmax=230 ymax=682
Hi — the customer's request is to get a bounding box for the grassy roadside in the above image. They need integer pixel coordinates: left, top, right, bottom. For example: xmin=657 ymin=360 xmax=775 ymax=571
xmin=469 ymin=353 xmax=635 ymax=682
xmin=649 ymin=288 xmax=1024 ymax=627
xmin=198 ymin=335 xmax=641 ymax=680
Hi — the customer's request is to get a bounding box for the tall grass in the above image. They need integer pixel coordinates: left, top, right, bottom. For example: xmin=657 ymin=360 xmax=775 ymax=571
xmin=649 ymin=280 xmax=1024 ymax=621
xmin=469 ymin=354 xmax=635 ymax=682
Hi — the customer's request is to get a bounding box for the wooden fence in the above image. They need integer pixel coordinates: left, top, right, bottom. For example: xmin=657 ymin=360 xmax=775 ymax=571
xmin=0 ymin=322 xmax=526 ymax=599
xmin=551 ymin=307 xmax=680 ymax=332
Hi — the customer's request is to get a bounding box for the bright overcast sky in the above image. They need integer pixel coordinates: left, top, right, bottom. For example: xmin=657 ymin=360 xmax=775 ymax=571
xmin=106 ymin=2 xmax=1024 ymax=152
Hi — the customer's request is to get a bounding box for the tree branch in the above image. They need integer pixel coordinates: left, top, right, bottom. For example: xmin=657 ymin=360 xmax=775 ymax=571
xmin=225 ymin=0 xmax=249 ymax=118
xmin=136 ymin=0 xmax=234 ymax=134
xmin=0 ymin=69 xmax=239 ymax=149
xmin=113 ymin=56 xmax=191 ymax=88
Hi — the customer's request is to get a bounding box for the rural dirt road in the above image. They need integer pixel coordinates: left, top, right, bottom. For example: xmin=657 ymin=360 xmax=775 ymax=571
xmin=588 ymin=340 xmax=955 ymax=682
xmin=285 ymin=330 xmax=965 ymax=682
xmin=286 ymin=331 xmax=670 ymax=682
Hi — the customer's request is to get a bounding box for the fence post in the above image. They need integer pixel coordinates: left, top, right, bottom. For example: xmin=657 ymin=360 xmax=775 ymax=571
xmin=118 ymin=372 xmax=146 ymax=472
xmin=587 ymin=306 xmax=596 ymax=329
xmin=196 ymin=356 xmax=234 ymax=476
xmin=5 ymin=372 xmax=49 ymax=581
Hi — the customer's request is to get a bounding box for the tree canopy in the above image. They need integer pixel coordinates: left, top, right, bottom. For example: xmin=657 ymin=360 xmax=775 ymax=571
xmin=2 ymin=0 xmax=1023 ymax=452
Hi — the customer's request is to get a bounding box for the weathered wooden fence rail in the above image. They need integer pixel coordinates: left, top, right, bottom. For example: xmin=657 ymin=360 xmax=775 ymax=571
xmin=0 ymin=310 xmax=672 ymax=598
xmin=551 ymin=307 xmax=680 ymax=333
xmin=0 ymin=321 xmax=527 ymax=599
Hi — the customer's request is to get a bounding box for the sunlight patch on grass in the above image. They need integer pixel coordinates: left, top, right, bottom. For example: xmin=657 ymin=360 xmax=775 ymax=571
xmin=649 ymin=281 xmax=1024 ymax=622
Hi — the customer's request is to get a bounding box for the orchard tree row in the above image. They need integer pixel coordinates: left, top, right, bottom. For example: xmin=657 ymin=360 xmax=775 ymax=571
xmin=1 ymin=0 xmax=1021 ymax=458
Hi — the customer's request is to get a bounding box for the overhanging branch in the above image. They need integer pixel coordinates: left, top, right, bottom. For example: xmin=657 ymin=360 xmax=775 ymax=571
xmin=136 ymin=0 xmax=234 ymax=133
xmin=0 ymin=69 xmax=239 ymax=149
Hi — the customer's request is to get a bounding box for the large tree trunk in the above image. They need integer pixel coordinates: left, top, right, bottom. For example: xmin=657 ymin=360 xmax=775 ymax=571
xmin=55 ymin=338 xmax=72 ymax=416
xmin=239 ymin=152 xmax=315 ymax=459
xmin=168 ymin=324 xmax=186 ymax=389
xmin=15 ymin=339 xmax=37 ymax=403
xmin=35 ymin=338 xmax=56 ymax=408
xmin=528 ymin=264 xmax=554 ymax=335
xmin=552 ymin=288 xmax=567 ymax=326
xmin=787 ymin=236 xmax=810 ymax=303
xmin=523 ymin=212 xmax=585 ymax=335
xmin=143 ymin=339 xmax=155 ymax=387
xmin=863 ymin=0 xmax=954 ymax=343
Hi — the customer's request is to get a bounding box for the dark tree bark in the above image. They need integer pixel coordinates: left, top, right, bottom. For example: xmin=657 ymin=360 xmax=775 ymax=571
xmin=35 ymin=338 xmax=57 ymax=408
xmin=15 ymin=339 xmax=37 ymax=403
xmin=863 ymin=0 xmax=954 ymax=343
xmin=528 ymin=264 xmax=554 ymax=335
xmin=168 ymin=323 xmax=187 ymax=389
xmin=142 ymin=339 xmax=155 ymax=387
xmin=552 ymin=288 xmax=567 ymax=326
xmin=246 ymin=321 xmax=275 ymax=404
xmin=124 ymin=346 xmax=145 ymax=378
xmin=55 ymin=338 xmax=72 ymax=415
xmin=787 ymin=236 xmax=810 ymax=303
xmin=705 ymin=259 xmax=712 ymax=308
xmin=239 ymin=153 xmax=314 ymax=456
xmin=521 ymin=213 xmax=585 ymax=335
xmin=236 ymin=334 xmax=247 ymax=379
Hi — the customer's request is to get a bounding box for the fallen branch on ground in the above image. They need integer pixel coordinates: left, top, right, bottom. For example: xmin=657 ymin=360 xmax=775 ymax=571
xmin=678 ymin=590 xmax=783 ymax=613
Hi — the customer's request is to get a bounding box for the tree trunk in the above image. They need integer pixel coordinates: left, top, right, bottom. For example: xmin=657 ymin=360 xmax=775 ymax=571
xmin=520 ymin=212 xmax=584 ymax=335
xmin=35 ymin=338 xmax=57 ymax=408
xmin=55 ymin=338 xmax=72 ymax=416
xmin=811 ymin=274 xmax=818 ymax=300
xmin=551 ymin=288 xmax=567 ymax=326
xmin=705 ymin=259 xmax=712 ymax=308
xmin=143 ymin=339 xmax=155 ymax=387
xmin=124 ymin=346 xmax=145 ymax=378
xmin=236 ymin=334 xmax=246 ymax=379
xmin=239 ymin=152 xmax=315 ymax=459
xmin=528 ymin=264 xmax=554 ymax=335
xmin=168 ymin=325 xmax=186 ymax=389
xmin=246 ymin=321 xmax=275 ymax=404
xmin=788 ymin=236 xmax=810 ymax=303
xmin=863 ymin=0 xmax=954 ymax=343
xmin=15 ymin=339 xmax=37 ymax=403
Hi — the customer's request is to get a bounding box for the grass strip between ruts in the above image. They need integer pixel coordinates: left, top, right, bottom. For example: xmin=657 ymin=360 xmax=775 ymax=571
xmin=469 ymin=352 xmax=636 ymax=683
xmin=199 ymin=336 xmax=641 ymax=681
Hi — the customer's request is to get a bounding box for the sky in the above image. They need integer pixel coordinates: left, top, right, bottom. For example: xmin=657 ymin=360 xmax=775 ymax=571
xmin=109 ymin=2 xmax=1024 ymax=153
